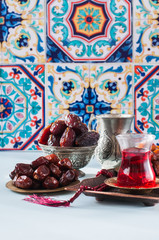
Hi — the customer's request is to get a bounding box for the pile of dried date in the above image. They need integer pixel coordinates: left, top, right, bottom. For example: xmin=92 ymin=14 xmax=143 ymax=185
xmin=38 ymin=113 xmax=99 ymax=147
xmin=151 ymin=143 xmax=159 ymax=176
xmin=9 ymin=154 xmax=78 ymax=190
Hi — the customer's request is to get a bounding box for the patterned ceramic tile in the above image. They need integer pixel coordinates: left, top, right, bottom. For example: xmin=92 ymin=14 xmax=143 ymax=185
xmin=0 ymin=8 xmax=45 ymax=63
xmin=134 ymin=65 xmax=159 ymax=143
xmin=134 ymin=0 xmax=159 ymax=20
xmin=47 ymin=63 xmax=133 ymax=128
xmin=0 ymin=65 xmax=45 ymax=150
xmin=0 ymin=0 xmax=44 ymax=20
xmin=47 ymin=63 xmax=90 ymax=123
xmin=46 ymin=0 xmax=132 ymax=62
xmin=134 ymin=65 xmax=159 ymax=110
xmin=134 ymin=19 xmax=159 ymax=63
xmin=90 ymin=63 xmax=133 ymax=111
xmin=134 ymin=108 xmax=159 ymax=143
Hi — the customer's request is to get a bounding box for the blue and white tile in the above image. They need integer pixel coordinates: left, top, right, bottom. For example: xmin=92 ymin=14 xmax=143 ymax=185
xmin=134 ymin=19 xmax=159 ymax=63
xmin=3 ymin=0 xmax=44 ymax=19
xmin=90 ymin=63 xmax=133 ymax=111
xmin=47 ymin=63 xmax=89 ymax=109
xmin=2 ymin=19 xmax=45 ymax=64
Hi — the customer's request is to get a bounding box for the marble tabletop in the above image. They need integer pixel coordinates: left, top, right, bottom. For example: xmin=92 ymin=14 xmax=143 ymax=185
xmin=1 ymin=151 xmax=159 ymax=240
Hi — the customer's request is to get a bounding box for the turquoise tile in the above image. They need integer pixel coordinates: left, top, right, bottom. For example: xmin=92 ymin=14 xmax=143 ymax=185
xmin=0 ymin=64 xmax=45 ymax=150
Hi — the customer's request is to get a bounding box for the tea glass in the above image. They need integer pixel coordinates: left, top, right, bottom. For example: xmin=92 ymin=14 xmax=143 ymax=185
xmin=116 ymin=133 xmax=156 ymax=188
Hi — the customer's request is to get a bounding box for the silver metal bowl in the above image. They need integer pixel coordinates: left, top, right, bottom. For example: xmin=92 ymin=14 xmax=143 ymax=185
xmin=39 ymin=143 xmax=96 ymax=169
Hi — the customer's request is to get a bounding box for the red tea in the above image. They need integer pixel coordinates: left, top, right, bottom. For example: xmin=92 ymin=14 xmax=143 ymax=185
xmin=117 ymin=147 xmax=156 ymax=188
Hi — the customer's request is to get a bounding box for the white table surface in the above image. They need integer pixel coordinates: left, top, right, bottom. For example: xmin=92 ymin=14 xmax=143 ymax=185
xmin=1 ymin=151 xmax=159 ymax=240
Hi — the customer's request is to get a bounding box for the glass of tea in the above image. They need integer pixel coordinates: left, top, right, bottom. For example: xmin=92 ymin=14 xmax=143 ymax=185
xmin=116 ymin=133 xmax=156 ymax=188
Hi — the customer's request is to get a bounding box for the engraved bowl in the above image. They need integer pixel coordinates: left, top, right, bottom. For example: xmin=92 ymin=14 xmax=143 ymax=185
xmin=39 ymin=143 xmax=96 ymax=170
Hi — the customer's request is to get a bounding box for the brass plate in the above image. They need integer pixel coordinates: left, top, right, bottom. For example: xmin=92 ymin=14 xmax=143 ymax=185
xmin=6 ymin=180 xmax=80 ymax=194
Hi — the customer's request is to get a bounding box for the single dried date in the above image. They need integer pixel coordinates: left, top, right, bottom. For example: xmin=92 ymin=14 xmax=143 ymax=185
xmin=49 ymin=163 xmax=62 ymax=179
xmin=15 ymin=163 xmax=33 ymax=177
xmin=31 ymin=156 xmax=49 ymax=169
xmin=47 ymin=134 xmax=60 ymax=146
xmin=33 ymin=164 xmax=50 ymax=181
xmin=60 ymin=127 xmax=76 ymax=147
xmin=59 ymin=170 xmax=75 ymax=186
xmin=45 ymin=154 xmax=60 ymax=164
xmin=65 ymin=114 xmax=81 ymax=128
xmin=73 ymin=122 xmax=88 ymax=136
xmin=43 ymin=176 xmax=59 ymax=189
xmin=9 ymin=169 xmax=16 ymax=180
xmin=38 ymin=125 xmax=51 ymax=145
xmin=58 ymin=158 xmax=72 ymax=170
xmin=50 ymin=120 xmax=66 ymax=136
xmin=14 ymin=175 xmax=33 ymax=189
xmin=75 ymin=131 xmax=99 ymax=147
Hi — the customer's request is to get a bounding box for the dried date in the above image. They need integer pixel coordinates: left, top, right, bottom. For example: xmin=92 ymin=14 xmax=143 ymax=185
xmin=38 ymin=125 xmax=51 ymax=145
xmin=50 ymin=120 xmax=66 ymax=136
xmin=33 ymin=164 xmax=50 ymax=181
xmin=73 ymin=122 xmax=88 ymax=136
xmin=58 ymin=158 xmax=72 ymax=170
xmin=45 ymin=154 xmax=60 ymax=164
xmin=15 ymin=163 xmax=33 ymax=177
xmin=9 ymin=169 xmax=16 ymax=180
xmin=47 ymin=134 xmax=60 ymax=146
xmin=65 ymin=114 xmax=81 ymax=128
xmin=14 ymin=175 xmax=33 ymax=189
xmin=75 ymin=131 xmax=99 ymax=147
xmin=49 ymin=163 xmax=62 ymax=179
xmin=43 ymin=176 xmax=59 ymax=189
xmin=60 ymin=127 xmax=76 ymax=147
xmin=31 ymin=156 xmax=49 ymax=169
xmin=59 ymin=170 xmax=75 ymax=186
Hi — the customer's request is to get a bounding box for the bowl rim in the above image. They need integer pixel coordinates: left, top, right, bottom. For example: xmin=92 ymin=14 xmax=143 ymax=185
xmin=38 ymin=142 xmax=97 ymax=152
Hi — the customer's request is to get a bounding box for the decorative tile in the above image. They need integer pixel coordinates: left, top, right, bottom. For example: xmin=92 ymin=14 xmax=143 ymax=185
xmin=90 ymin=63 xmax=133 ymax=110
xmin=134 ymin=108 xmax=159 ymax=144
xmin=134 ymin=65 xmax=159 ymax=110
xmin=0 ymin=65 xmax=45 ymax=150
xmin=47 ymin=0 xmax=132 ymax=62
xmin=134 ymin=0 xmax=159 ymax=20
xmin=47 ymin=63 xmax=90 ymax=120
xmin=134 ymin=19 xmax=159 ymax=63
xmin=134 ymin=65 xmax=159 ymax=143
xmin=1 ymin=14 xmax=45 ymax=63
xmin=47 ymin=63 xmax=133 ymax=128
xmin=0 ymin=0 xmax=44 ymax=20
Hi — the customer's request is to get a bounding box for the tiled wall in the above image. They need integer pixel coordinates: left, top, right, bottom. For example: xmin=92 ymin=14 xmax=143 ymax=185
xmin=0 ymin=0 xmax=159 ymax=150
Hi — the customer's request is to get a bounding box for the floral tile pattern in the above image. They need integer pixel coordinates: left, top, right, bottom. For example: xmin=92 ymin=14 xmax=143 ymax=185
xmin=90 ymin=63 xmax=133 ymax=111
xmin=47 ymin=63 xmax=133 ymax=128
xmin=0 ymin=65 xmax=45 ymax=150
xmin=47 ymin=63 xmax=90 ymax=123
xmin=134 ymin=65 xmax=159 ymax=110
xmin=0 ymin=0 xmax=45 ymax=64
xmin=134 ymin=65 xmax=159 ymax=143
xmin=134 ymin=19 xmax=159 ymax=63
xmin=46 ymin=0 xmax=132 ymax=62
xmin=134 ymin=0 xmax=159 ymax=20
xmin=134 ymin=108 xmax=159 ymax=144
